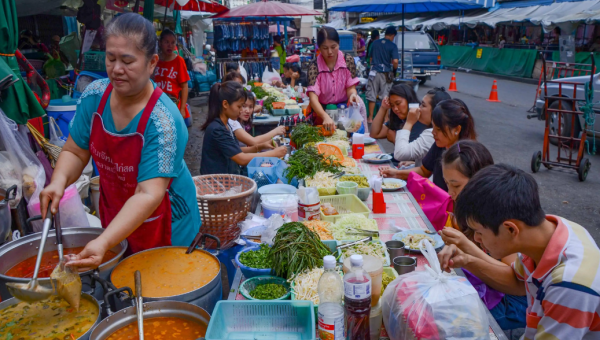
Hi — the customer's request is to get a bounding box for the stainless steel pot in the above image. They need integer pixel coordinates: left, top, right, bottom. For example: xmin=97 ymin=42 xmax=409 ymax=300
xmin=0 ymin=227 xmax=127 ymax=301
xmin=110 ymin=234 xmax=222 ymax=314
xmin=0 ymin=292 xmax=102 ymax=340
xmin=89 ymin=300 xmax=211 ymax=340
xmin=0 ymin=185 xmax=17 ymax=244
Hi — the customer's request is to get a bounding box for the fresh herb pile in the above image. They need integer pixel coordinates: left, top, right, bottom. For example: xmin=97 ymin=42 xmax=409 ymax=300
xmin=268 ymin=222 xmax=332 ymax=279
xmin=290 ymin=124 xmax=324 ymax=149
xmin=249 ymin=283 xmax=288 ymax=300
xmin=239 ymin=244 xmax=272 ymax=269
xmin=252 ymin=86 xmax=268 ymax=99
xmin=285 ymin=147 xmax=341 ymax=183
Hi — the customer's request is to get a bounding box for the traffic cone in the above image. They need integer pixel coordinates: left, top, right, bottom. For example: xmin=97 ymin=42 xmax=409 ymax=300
xmin=448 ymin=73 xmax=458 ymax=92
xmin=487 ymin=80 xmax=501 ymax=102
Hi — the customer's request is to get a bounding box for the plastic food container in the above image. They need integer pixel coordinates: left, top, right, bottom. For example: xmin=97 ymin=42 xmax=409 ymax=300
xmin=261 ymin=194 xmax=298 ymax=221
xmin=319 ymin=194 xmax=371 ymax=223
xmin=239 ymin=275 xmax=291 ymax=300
xmin=343 ymin=255 xmax=383 ymax=307
xmin=336 ymin=181 xmax=358 ymax=196
xmin=370 ymin=300 xmax=383 ymax=340
xmin=272 ymin=102 xmax=285 ymax=109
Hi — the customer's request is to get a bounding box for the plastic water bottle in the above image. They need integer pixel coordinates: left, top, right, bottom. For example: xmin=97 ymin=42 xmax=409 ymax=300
xmin=344 ymin=255 xmax=371 ymax=340
xmin=318 ymin=255 xmax=344 ymax=340
xmin=337 ymin=104 xmax=347 ymax=126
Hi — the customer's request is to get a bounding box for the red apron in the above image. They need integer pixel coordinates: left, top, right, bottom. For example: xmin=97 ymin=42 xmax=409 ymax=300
xmin=90 ymin=83 xmax=172 ymax=255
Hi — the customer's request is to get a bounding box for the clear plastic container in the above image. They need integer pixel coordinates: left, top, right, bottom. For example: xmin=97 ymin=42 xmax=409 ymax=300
xmin=370 ymin=301 xmax=383 ymax=340
xmin=344 ymin=255 xmax=372 ymax=340
xmin=261 ymin=194 xmax=298 ymax=221
xmin=343 ymin=254 xmax=383 ymax=307
xmin=318 ymin=255 xmax=345 ymax=340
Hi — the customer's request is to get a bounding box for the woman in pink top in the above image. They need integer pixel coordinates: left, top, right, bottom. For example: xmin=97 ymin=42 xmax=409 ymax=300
xmin=307 ymin=27 xmax=366 ymax=131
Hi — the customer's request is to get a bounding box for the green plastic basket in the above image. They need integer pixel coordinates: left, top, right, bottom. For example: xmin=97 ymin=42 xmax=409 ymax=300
xmin=320 ymin=194 xmax=371 ymax=223
xmin=239 ymin=275 xmax=291 ymax=300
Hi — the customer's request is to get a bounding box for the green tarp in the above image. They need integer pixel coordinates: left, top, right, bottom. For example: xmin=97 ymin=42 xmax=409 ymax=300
xmin=0 ymin=0 xmax=45 ymax=125
xmin=439 ymin=45 xmax=538 ymax=79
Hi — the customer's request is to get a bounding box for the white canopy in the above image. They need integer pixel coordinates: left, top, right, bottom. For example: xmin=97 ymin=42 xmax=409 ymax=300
xmin=351 ymin=16 xmax=431 ymax=30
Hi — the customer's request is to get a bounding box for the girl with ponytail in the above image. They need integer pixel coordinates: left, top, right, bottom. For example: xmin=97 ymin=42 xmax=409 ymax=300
xmin=200 ymin=82 xmax=287 ymax=175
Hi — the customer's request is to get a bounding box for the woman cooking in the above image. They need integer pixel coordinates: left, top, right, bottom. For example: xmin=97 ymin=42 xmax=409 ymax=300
xmin=39 ymin=13 xmax=200 ymax=270
xmin=307 ymin=27 xmax=366 ymax=131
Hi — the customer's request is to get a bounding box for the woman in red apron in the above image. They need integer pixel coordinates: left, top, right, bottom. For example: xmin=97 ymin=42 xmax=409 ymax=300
xmin=39 ymin=13 xmax=200 ymax=270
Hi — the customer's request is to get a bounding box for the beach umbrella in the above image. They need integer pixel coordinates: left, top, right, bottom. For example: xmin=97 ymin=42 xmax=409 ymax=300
xmin=211 ymin=0 xmax=321 ymax=18
xmin=330 ymin=0 xmax=485 ymax=78
xmin=0 ymin=0 xmax=45 ymax=124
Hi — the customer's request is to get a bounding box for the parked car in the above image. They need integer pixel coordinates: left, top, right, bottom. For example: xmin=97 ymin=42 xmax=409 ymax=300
xmin=289 ymin=37 xmax=313 ymax=54
xmin=393 ymin=32 xmax=441 ymax=85
xmin=535 ymin=73 xmax=600 ymax=143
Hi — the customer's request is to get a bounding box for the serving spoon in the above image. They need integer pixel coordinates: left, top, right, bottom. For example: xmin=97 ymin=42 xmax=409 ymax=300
xmin=6 ymin=214 xmax=54 ymax=302
xmin=135 ymin=270 xmax=144 ymax=340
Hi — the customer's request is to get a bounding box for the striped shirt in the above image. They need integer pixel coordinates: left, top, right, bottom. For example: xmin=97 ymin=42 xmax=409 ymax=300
xmin=512 ymin=215 xmax=600 ymax=340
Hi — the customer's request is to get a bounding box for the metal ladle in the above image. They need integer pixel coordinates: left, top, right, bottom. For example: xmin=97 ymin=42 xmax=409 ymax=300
xmin=135 ymin=270 xmax=144 ymax=340
xmin=6 ymin=214 xmax=54 ymax=302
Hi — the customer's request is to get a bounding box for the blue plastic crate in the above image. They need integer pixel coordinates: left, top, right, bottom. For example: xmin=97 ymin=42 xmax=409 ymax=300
xmin=206 ymin=300 xmax=316 ymax=340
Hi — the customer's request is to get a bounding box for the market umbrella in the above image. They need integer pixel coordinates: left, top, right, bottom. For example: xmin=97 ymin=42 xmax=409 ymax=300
xmin=0 ymin=0 xmax=45 ymax=125
xmin=211 ymin=0 xmax=322 ymax=18
xmin=155 ymin=0 xmax=228 ymax=13
xmin=269 ymin=24 xmax=296 ymax=33
xmin=330 ymin=0 xmax=484 ymax=77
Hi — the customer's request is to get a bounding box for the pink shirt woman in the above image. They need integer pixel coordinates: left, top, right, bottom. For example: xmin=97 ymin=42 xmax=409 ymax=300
xmin=306 ymin=27 xmax=365 ymax=131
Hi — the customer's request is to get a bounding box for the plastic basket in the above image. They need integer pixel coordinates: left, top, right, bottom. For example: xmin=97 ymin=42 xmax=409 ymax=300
xmin=298 ymin=178 xmax=336 ymax=197
xmin=205 ymin=300 xmax=315 ymax=340
xmin=239 ymin=275 xmax=291 ymax=300
xmin=194 ymin=174 xmax=257 ymax=249
xmin=83 ymin=51 xmax=106 ymax=71
xmin=248 ymin=157 xmax=281 ymax=183
xmin=234 ymin=245 xmax=272 ymax=279
xmin=338 ymin=239 xmax=391 ymax=267
xmin=319 ymin=194 xmax=370 ymax=223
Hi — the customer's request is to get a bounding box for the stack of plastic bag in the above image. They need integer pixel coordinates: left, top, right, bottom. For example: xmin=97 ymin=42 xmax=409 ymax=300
xmin=382 ymin=240 xmax=490 ymax=340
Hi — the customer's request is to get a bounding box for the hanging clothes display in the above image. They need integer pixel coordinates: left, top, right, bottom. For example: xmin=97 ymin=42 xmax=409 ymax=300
xmin=214 ymin=59 xmax=270 ymax=81
xmin=213 ymin=22 xmax=272 ymax=56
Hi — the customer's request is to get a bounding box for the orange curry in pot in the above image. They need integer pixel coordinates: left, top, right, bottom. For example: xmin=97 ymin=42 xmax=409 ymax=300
xmin=111 ymin=247 xmax=220 ymax=298
xmin=106 ymin=317 xmax=207 ymax=340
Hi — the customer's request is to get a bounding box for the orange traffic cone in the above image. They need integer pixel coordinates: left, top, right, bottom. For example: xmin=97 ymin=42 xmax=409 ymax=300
xmin=448 ymin=73 xmax=458 ymax=92
xmin=487 ymin=80 xmax=501 ymax=102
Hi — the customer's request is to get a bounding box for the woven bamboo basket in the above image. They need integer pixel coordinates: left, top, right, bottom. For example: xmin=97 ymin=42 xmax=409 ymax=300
xmin=194 ymin=174 xmax=257 ymax=250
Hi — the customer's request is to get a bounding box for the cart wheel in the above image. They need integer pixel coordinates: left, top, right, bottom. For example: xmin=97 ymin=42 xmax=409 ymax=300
xmin=578 ymin=158 xmax=591 ymax=182
xmin=531 ymin=151 xmax=542 ymax=173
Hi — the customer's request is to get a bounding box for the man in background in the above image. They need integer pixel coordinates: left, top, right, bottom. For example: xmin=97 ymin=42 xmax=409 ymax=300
xmin=366 ymin=26 xmax=399 ymax=123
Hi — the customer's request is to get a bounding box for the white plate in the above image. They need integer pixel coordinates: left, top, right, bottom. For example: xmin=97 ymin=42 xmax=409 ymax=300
xmin=382 ymin=178 xmax=406 ymax=191
xmin=392 ymin=230 xmax=444 ymax=253
xmin=362 ymin=153 xmax=392 ymax=164
xmin=363 ymin=137 xmax=376 ymax=145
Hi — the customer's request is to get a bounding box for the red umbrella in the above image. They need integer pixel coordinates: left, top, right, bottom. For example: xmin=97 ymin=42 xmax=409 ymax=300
xmin=212 ymin=0 xmax=321 ymax=18
xmin=155 ymin=0 xmax=228 ymax=13
xmin=269 ymin=24 xmax=296 ymax=33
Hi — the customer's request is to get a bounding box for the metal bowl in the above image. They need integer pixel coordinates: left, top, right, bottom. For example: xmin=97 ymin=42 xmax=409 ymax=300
xmin=0 ymin=227 xmax=127 ymax=301
xmin=0 ymin=292 xmax=102 ymax=340
xmin=89 ymin=300 xmax=210 ymax=340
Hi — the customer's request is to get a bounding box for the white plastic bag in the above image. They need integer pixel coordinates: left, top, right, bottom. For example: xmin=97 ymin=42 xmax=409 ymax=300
xmin=238 ymin=61 xmax=248 ymax=83
xmin=381 ymin=240 xmax=490 ymax=340
xmin=0 ymin=109 xmax=45 ymax=207
xmin=342 ymin=104 xmax=363 ymax=133
xmin=49 ymin=117 xmax=67 ymax=147
xmin=261 ymin=214 xmax=285 ymax=245
xmin=262 ymin=66 xmax=282 ymax=85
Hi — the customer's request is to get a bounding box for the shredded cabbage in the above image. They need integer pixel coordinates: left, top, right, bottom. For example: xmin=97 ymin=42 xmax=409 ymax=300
xmin=341 ymin=241 xmax=386 ymax=264
xmin=331 ymin=214 xmax=379 ymax=240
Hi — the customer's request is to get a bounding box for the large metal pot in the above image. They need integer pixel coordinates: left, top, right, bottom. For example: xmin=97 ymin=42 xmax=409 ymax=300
xmin=110 ymin=234 xmax=222 ymax=314
xmin=0 ymin=185 xmax=17 ymax=244
xmin=0 ymin=292 xmax=102 ymax=340
xmin=89 ymin=300 xmax=211 ymax=340
xmin=0 ymin=227 xmax=127 ymax=301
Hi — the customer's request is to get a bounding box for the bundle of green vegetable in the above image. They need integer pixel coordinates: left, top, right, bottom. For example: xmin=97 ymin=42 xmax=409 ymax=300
xmin=252 ymin=86 xmax=268 ymax=99
xmin=285 ymin=146 xmax=341 ymax=183
xmin=268 ymin=222 xmax=332 ymax=279
xmin=291 ymin=124 xmax=324 ymax=148
xmin=249 ymin=283 xmax=288 ymax=300
xmin=239 ymin=244 xmax=272 ymax=269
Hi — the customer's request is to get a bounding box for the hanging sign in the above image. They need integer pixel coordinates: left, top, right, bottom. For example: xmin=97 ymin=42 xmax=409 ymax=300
xmin=476 ymin=48 xmax=483 ymax=59
xmin=361 ymin=17 xmax=376 ymax=23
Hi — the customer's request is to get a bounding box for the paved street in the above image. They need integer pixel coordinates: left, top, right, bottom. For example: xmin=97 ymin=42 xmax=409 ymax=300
xmin=185 ymin=70 xmax=600 ymax=242
xmin=390 ymin=70 xmax=600 ymax=240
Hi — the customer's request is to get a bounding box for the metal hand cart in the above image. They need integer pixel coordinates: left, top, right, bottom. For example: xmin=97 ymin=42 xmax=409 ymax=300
xmin=531 ymin=53 xmax=594 ymax=181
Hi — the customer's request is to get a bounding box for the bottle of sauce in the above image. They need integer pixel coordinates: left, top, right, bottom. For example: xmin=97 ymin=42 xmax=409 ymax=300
xmin=344 ymin=255 xmax=371 ymax=340
xmin=318 ymin=255 xmax=345 ymax=340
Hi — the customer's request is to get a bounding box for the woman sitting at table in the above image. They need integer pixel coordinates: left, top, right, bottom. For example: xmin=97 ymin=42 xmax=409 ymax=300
xmin=200 ymin=82 xmax=287 ymax=175
xmin=379 ymin=99 xmax=477 ymax=192
xmin=369 ymin=84 xmax=419 ymax=143
xmin=307 ymin=27 xmax=367 ymax=132
xmin=439 ymin=140 xmax=527 ymax=333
